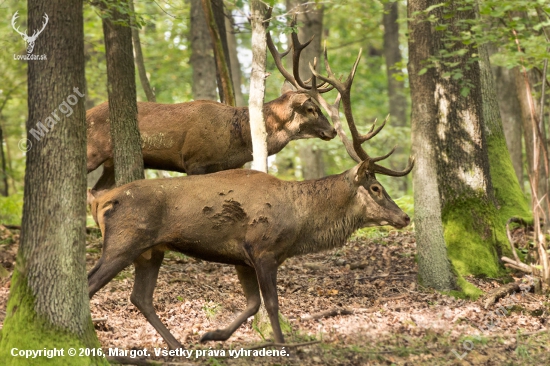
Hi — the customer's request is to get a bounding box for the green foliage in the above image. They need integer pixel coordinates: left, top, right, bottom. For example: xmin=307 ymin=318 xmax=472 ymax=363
xmin=0 ymin=192 xmax=23 ymax=226
xmin=414 ymin=0 xmax=550 ymax=78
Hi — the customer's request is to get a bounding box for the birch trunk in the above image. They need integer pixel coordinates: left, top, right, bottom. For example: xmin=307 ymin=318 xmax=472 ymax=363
xmin=249 ymin=1 xmax=268 ymax=172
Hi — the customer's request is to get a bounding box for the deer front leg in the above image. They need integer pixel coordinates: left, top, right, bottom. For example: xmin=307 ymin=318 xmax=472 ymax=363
xmin=200 ymin=265 xmax=261 ymax=342
xmin=254 ymin=255 xmax=285 ymax=344
xmin=130 ymin=250 xmax=183 ymax=350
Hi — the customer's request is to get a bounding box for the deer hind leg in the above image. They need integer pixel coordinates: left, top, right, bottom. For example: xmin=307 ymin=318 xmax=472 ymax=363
xmin=200 ymin=265 xmax=261 ymax=342
xmin=88 ymin=251 xmax=136 ymax=299
xmin=130 ymin=249 xmax=183 ymax=350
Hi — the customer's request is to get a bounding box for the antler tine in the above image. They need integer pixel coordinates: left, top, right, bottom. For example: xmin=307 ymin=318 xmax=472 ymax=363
xmin=266 ymin=32 xmax=299 ymax=90
xmin=289 ymin=32 xmax=333 ymax=92
xmin=358 ymin=115 xmax=388 ymax=143
xmin=371 ymin=146 xmax=396 ymax=163
xmin=374 ymin=157 xmax=415 ymax=177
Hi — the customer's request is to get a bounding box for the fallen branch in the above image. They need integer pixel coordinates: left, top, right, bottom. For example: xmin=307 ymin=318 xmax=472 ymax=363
xmin=92 ymin=317 xmax=107 ymax=323
xmin=301 ymin=307 xmax=376 ymax=321
xmin=501 ymin=257 xmax=533 ymax=273
xmin=482 ymin=281 xmax=521 ymax=309
xmin=246 ymin=340 xmax=320 ymax=351
xmin=506 ymin=217 xmax=528 ymax=263
xmin=301 ymin=308 xmax=354 ymax=321
xmin=379 ymin=293 xmax=407 ymax=302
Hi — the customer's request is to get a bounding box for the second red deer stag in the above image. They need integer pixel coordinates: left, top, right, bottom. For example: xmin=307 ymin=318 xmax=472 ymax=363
xmin=88 ymin=27 xmax=414 ymax=348
xmin=86 ymin=84 xmax=336 ymax=198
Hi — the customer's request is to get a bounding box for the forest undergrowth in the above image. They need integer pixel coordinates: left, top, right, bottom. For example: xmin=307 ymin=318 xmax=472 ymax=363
xmin=1 ymin=225 xmax=549 ymax=365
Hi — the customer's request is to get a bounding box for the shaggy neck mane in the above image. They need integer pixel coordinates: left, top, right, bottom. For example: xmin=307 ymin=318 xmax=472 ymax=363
xmin=289 ymin=172 xmax=364 ymax=256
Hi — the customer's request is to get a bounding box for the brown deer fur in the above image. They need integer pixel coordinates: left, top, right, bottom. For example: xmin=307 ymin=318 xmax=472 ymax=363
xmin=86 ymin=89 xmax=336 ymax=197
xmin=88 ymin=161 xmax=410 ymax=349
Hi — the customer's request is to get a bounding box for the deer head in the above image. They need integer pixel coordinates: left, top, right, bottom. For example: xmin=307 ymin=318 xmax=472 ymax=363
xmin=12 ymin=11 xmax=49 ymax=54
xmin=267 ymin=19 xmax=414 ymax=175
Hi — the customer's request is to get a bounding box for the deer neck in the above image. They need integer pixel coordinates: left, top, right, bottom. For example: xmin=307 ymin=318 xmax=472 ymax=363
xmin=262 ymin=99 xmax=295 ymax=155
xmin=289 ymin=173 xmax=363 ymax=256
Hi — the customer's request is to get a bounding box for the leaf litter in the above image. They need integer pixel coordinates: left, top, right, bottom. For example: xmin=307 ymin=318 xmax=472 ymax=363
xmin=1 ymin=225 xmax=549 ymax=365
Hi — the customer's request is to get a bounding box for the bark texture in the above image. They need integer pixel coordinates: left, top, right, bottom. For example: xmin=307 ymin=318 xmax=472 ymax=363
xmin=409 ymin=1 xmax=529 ymax=289
xmin=130 ymin=0 xmax=156 ymax=102
xmin=383 ymin=1 xmax=407 ymax=127
xmin=225 ymin=15 xmax=245 ymax=107
xmin=102 ymin=0 xmax=144 ymax=186
xmin=408 ymin=0 xmax=457 ymax=291
xmin=201 ymin=0 xmax=235 ymax=105
xmin=0 ymin=125 xmax=7 ymax=196
xmin=287 ymin=0 xmax=326 ymax=179
xmin=493 ymin=66 xmax=523 ymax=186
xmin=478 ymin=44 xmax=530 ymax=225
xmin=514 ymin=68 xmax=549 ymax=225
xmin=0 ymin=0 xmax=105 ymax=363
xmin=383 ymin=0 xmax=409 ymax=191
xmin=249 ymin=1 xmax=269 ymax=172
xmin=190 ymin=0 xmax=218 ymax=101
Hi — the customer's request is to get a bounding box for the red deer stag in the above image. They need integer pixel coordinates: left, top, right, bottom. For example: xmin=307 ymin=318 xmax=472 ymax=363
xmin=88 ymin=30 xmax=413 ymax=349
xmin=87 ymin=87 xmax=336 ymax=199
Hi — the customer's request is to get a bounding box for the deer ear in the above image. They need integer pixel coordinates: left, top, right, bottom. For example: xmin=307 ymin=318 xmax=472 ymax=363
xmin=353 ymin=160 xmax=370 ymax=184
xmin=289 ymin=92 xmax=310 ymax=107
xmin=281 ymin=81 xmax=297 ymax=95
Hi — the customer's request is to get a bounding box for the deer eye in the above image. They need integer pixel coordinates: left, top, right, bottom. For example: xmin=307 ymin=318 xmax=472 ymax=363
xmin=306 ymin=107 xmax=315 ymax=114
xmin=371 ymin=185 xmax=381 ymax=193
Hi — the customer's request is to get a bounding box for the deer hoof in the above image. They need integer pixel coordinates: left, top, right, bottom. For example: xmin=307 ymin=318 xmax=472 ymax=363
xmin=200 ymin=329 xmax=229 ymax=343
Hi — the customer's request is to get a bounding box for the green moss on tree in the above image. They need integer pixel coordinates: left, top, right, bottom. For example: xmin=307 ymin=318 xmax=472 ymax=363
xmin=442 ymin=137 xmax=531 ymax=297
xmin=442 ymin=193 xmax=504 ymax=278
xmin=486 ymin=136 xmax=531 ymax=225
xmin=447 ymin=276 xmax=483 ymax=300
xmin=0 ymin=269 xmax=107 ymax=365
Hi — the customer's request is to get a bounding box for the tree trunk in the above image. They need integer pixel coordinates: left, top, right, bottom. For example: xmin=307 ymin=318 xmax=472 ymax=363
xmin=287 ymin=0 xmax=326 ymax=179
xmin=190 ymin=0 xmax=218 ymax=101
xmin=102 ymin=0 xmax=144 ymax=186
xmin=0 ymin=0 xmax=105 ymax=363
xmin=514 ymin=68 xmax=550 ymax=228
xmin=249 ymin=1 xmax=269 ymax=172
xmin=408 ymin=0 xmax=457 ymax=291
xmin=478 ymin=44 xmax=530 ymax=226
xmin=225 ymin=15 xmax=245 ymax=107
xmin=431 ymin=2 xmax=503 ymax=280
xmin=201 ymin=0 xmax=235 ymax=105
xmin=383 ymin=1 xmax=409 ymax=192
xmin=130 ymin=0 xmax=156 ymax=102
xmin=383 ymin=1 xmax=407 ymax=127
xmin=492 ymin=65 xmax=523 ymax=187
xmin=0 ymin=124 xmax=7 ymax=196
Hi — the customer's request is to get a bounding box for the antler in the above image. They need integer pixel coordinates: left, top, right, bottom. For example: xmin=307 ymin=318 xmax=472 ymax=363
xmin=11 ymin=11 xmax=28 ymax=39
xmin=309 ymin=45 xmax=414 ymax=177
xmin=266 ymin=17 xmax=333 ymax=95
xmin=28 ymin=13 xmax=49 ymax=41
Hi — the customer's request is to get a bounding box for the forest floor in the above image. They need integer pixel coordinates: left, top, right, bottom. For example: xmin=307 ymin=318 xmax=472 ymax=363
xmin=1 ymin=225 xmax=550 ymax=366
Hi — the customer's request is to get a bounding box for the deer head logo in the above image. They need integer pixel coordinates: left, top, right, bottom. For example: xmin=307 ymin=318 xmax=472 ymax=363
xmin=11 ymin=11 xmax=49 ymax=54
